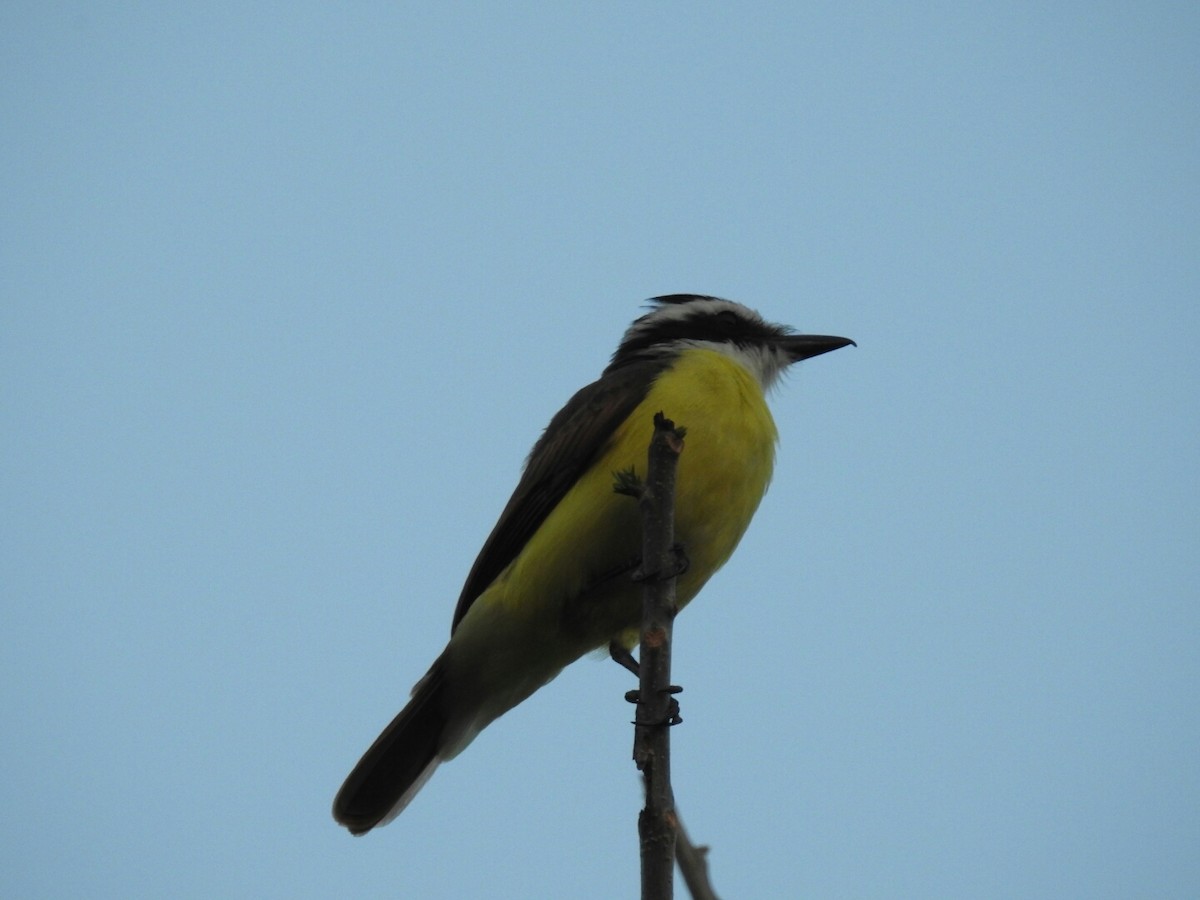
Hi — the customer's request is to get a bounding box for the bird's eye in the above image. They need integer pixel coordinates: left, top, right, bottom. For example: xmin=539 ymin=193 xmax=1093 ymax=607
xmin=717 ymin=310 xmax=740 ymax=330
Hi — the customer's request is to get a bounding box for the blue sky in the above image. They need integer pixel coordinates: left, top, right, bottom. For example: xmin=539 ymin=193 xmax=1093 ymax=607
xmin=3 ymin=3 xmax=1197 ymax=897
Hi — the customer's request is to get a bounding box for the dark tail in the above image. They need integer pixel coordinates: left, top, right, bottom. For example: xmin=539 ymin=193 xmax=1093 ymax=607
xmin=333 ymin=661 xmax=448 ymax=835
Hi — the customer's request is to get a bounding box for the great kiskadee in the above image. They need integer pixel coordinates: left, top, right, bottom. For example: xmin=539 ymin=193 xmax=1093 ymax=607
xmin=333 ymin=294 xmax=853 ymax=834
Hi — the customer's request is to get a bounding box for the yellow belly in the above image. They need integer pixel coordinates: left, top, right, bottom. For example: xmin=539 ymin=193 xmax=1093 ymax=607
xmin=453 ymin=349 xmax=778 ymax=676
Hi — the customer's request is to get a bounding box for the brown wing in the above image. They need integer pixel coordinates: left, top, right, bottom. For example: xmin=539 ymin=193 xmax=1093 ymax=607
xmin=450 ymin=359 xmax=665 ymax=632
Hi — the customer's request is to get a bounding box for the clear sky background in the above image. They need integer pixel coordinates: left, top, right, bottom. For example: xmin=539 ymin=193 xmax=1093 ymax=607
xmin=3 ymin=4 xmax=1197 ymax=898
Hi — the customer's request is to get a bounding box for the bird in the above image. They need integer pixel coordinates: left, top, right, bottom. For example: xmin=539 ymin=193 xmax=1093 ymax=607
xmin=333 ymin=294 xmax=854 ymax=834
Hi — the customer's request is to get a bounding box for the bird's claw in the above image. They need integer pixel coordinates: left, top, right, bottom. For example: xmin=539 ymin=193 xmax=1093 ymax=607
xmin=624 ymin=686 xmax=684 ymax=726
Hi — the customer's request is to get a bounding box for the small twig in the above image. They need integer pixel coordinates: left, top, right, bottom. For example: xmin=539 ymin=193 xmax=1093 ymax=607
xmin=633 ymin=412 xmax=685 ymax=900
xmin=676 ymin=816 xmax=721 ymax=900
xmin=616 ymin=414 xmax=721 ymax=899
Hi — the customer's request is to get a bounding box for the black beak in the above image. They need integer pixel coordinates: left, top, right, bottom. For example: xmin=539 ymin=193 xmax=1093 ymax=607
xmin=779 ymin=334 xmax=856 ymax=362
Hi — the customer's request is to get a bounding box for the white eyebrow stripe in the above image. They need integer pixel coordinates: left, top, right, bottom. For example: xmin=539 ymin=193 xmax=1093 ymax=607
xmin=621 ymin=297 xmax=768 ymax=344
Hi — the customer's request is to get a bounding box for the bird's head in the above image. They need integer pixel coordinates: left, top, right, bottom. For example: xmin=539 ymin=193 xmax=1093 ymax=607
xmin=606 ymin=294 xmax=855 ymax=389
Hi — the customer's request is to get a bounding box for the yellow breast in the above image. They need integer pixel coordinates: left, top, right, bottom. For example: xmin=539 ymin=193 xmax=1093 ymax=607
xmin=495 ymin=348 xmax=777 ymax=647
xmin=631 ymin=348 xmax=778 ymax=589
xmin=444 ymin=347 xmax=780 ymax=734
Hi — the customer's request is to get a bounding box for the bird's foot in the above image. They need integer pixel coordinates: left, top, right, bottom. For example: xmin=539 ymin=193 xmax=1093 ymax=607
xmin=608 ymin=640 xmax=640 ymax=677
xmin=624 ymin=685 xmax=683 ymax=726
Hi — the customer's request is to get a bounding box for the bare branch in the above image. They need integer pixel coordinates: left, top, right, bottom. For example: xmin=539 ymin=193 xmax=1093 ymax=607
xmin=633 ymin=411 xmax=685 ymax=900
xmin=616 ymin=412 xmax=722 ymax=899
xmin=676 ymin=816 xmax=721 ymax=900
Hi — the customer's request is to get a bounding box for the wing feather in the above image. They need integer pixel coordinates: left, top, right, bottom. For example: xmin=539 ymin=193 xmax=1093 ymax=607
xmin=450 ymin=359 xmax=665 ymax=631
